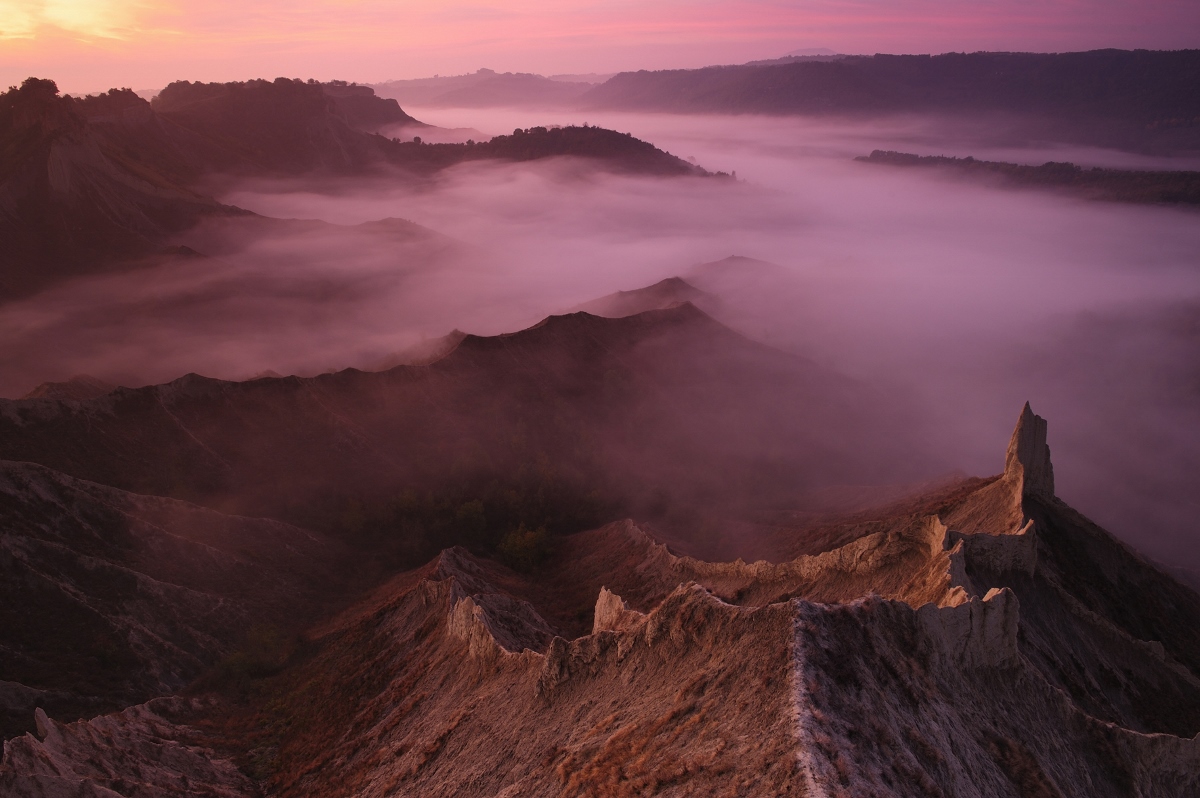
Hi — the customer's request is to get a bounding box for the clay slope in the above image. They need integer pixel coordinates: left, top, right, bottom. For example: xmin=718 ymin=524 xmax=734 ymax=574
xmin=0 ymin=303 xmax=933 ymax=537
xmin=0 ymin=460 xmax=343 ymax=740
xmin=262 ymin=409 xmax=1200 ymax=797
xmin=3 ymin=406 xmax=1200 ymax=796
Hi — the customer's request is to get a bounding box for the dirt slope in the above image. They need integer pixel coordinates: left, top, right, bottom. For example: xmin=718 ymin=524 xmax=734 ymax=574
xmin=0 ymin=461 xmax=342 ymax=740
xmin=3 ymin=397 xmax=1198 ymax=796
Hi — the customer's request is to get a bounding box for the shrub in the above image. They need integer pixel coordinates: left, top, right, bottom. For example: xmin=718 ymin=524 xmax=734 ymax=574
xmin=497 ymin=523 xmax=551 ymax=572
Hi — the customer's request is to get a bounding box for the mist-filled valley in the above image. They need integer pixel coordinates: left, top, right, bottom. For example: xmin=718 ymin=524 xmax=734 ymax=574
xmin=4 ymin=49 xmax=1200 ymax=797
xmin=5 ymin=103 xmax=1199 ymax=574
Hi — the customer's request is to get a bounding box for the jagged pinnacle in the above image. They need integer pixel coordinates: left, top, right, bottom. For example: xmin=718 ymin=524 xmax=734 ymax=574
xmin=1004 ymin=402 xmax=1055 ymax=500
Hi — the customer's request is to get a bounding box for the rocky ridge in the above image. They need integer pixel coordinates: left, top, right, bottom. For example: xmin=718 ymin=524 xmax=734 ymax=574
xmin=2 ymin=396 xmax=1199 ymax=795
xmin=0 ymin=304 xmax=928 ymax=532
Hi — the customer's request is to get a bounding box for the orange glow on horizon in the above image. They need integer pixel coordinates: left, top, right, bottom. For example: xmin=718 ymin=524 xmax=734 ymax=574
xmin=2 ymin=0 xmax=1197 ymax=94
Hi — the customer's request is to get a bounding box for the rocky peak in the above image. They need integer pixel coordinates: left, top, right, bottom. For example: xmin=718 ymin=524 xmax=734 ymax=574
xmin=1004 ymin=402 xmax=1055 ymax=500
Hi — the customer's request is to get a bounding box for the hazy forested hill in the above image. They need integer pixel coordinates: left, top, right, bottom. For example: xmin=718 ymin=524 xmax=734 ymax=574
xmin=581 ymin=50 xmax=1200 ymax=152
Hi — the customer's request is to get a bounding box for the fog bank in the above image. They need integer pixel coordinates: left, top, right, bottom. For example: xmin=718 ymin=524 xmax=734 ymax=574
xmin=2 ymin=110 xmax=1198 ymax=571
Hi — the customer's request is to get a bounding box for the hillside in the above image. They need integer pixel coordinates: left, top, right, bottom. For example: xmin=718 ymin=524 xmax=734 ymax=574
xmin=0 ymin=79 xmax=243 ymax=298
xmin=0 ymin=460 xmax=343 ymax=740
xmin=0 ymin=304 xmax=930 ymax=555
xmin=1 ymin=77 xmax=710 ymax=299
xmin=3 ymin=406 xmax=1198 ymax=796
xmin=580 ymin=49 xmax=1200 ymax=152
xmin=150 ymin=78 xmax=410 ymax=174
xmin=378 ymin=125 xmax=711 ymax=176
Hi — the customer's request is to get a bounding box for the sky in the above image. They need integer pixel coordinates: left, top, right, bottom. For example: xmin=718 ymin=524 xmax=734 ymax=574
xmin=1 ymin=0 xmax=1198 ymax=94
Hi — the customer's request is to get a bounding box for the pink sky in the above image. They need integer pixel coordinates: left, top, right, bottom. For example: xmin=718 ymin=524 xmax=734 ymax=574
xmin=2 ymin=0 xmax=1198 ymax=94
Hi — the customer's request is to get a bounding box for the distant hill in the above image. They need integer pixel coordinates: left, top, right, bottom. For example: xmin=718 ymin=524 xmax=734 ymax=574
xmin=580 ymin=49 xmax=1200 ymax=152
xmin=743 ymin=49 xmax=849 ymax=67
xmin=150 ymin=78 xmax=411 ymax=174
xmin=858 ymin=149 xmax=1200 ymax=205
xmin=1 ymin=77 xmax=710 ymax=299
xmin=319 ymin=80 xmax=425 ymax=132
xmin=372 ymin=68 xmax=595 ymax=109
xmin=453 ymin=125 xmax=710 ymax=175
xmin=0 ymin=79 xmax=243 ymax=299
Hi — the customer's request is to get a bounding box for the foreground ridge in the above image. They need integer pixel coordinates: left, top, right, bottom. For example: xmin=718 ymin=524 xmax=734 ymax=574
xmin=3 ymin=405 xmax=1200 ymax=797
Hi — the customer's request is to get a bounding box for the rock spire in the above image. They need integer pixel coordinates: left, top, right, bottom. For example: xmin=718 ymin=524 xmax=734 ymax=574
xmin=1004 ymin=402 xmax=1055 ymax=500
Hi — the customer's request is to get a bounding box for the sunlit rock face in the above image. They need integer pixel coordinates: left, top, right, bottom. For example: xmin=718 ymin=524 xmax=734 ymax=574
xmin=2 ymin=404 xmax=1198 ymax=797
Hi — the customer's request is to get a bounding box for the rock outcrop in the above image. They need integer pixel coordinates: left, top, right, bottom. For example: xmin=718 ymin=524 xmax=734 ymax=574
xmin=1006 ymin=402 xmax=1055 ymax=500
xmin=0 ymin=698 xmax=256 ymax=797
xmin=2 ymin=397 xmax=1199 ymax=795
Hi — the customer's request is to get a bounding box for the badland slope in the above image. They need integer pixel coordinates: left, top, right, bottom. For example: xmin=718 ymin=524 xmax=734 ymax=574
xmin=0 ymin=79 xmax=242 ymax=298
xmin=0 ymin=304 xmax=927 ymax=551
xmin=5 ymin=407 xmax=1198 ymax=796
xmin=0 ymin=460 xmax=343 ymax=740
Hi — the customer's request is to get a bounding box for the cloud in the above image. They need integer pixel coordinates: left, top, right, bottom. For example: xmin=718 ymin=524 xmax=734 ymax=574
xmin=0 ymin=0 xmax=157 ymax=40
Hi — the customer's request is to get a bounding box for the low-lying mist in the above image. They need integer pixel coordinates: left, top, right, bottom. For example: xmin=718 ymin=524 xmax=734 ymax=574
xmin=3 ymin=109 xmax=1198 ymax=572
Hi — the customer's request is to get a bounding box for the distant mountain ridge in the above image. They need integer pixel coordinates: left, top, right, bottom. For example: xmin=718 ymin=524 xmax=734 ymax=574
xmin=20 ymin=375 xmax=116 ymax=402
xmin=579 ymin=49 xmax=1200 ymax=152
xmin=373 ymin=68 xmax=595 ymax=109
xmin=567 ymin=276 xmax=718 ymax=318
